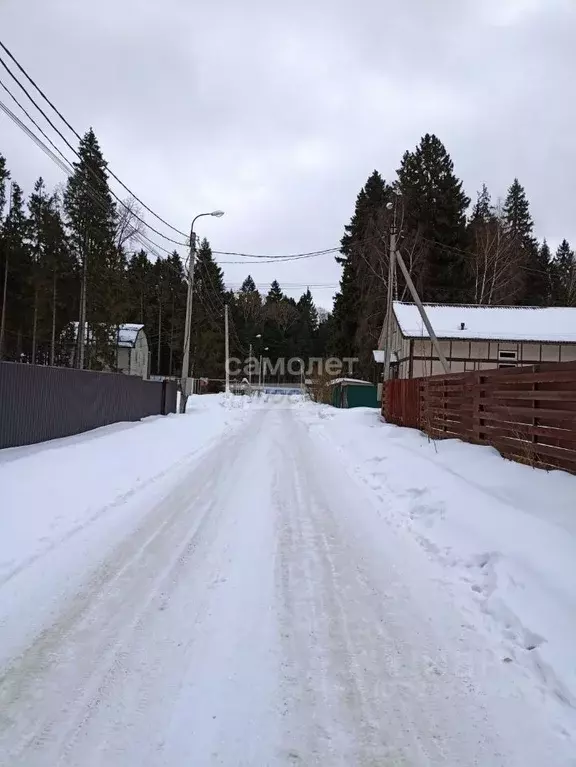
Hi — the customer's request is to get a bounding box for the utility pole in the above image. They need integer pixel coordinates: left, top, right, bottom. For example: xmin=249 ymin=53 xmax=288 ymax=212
xmin=224 ymin=303 xmax=230 ymax=394
xmin=395 ymin=248 xmax=450 ymax=374
xmin=157 ymin=286 xmax=162 ymax=375
xmin=180 ymin=210 xmax=224 ymax=413
xmin=180 ymin=232 xmax=197 ymax=413
xmin=248 ymin=342 xmax=253 ymax=386
xmin=0 ymin=182 xmax=13 ymax=360
xmin=383 ymin=224 xmax=397 ymax=381
xmin=78 ymin=230 xmax=88 ymax=370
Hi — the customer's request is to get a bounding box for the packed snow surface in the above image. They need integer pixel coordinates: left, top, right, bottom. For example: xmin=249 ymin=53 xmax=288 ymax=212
xmin=1 ymin=394 xmax=575 ymax=765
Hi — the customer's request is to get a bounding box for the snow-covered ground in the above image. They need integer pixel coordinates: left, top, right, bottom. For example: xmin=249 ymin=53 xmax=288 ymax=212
xmin=0 ymin=394 xmax=575 ymax=765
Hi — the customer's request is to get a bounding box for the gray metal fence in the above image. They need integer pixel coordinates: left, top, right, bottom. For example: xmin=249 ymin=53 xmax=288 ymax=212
xmin=0 ymin=362 xmax=177 ymax=449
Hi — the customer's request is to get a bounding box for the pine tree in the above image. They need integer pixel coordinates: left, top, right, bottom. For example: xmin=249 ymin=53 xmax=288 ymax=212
xmin=240 ymin=275 xmax=256 ymax=293
xmin=0 ymin=155 xmax=9 ymax=220
xmin=27 ymin=178 xmax=58 ymax=362
xmin=0 ymin=184 xmax=29 ymax=360
xmin=502 ymin=178 xmax=548 ymax=305
xmin=530 ymin=239 xmax=552 ymax=306
xmin=164 ymin=251 xmax=187 ymax=376
xmin=503 ymin=179 xmax=533 ymax=239
xmin=266 ymin=280 xmax=283 ymax=303
xmin=551 ymin=240 xmax=576 ymax=306
xmin=231 ymin=274 xmax=262 ymax=361
xmin=0 ymin=157 xmax=11 ymax=359
xmin=64 ymin=128 xmax=118 ymax=368
xmin=330 ymin=257 xmax=360 ymax=359
xmin=332 ymin=170 xmax=390 ymax=375
xmin=192 ymin=238 xmax=227 ymax=378
xmin=397 ymin=133 xmax=470 ymax=303
xmin=295 ymin=288 xmax=318 ymax=363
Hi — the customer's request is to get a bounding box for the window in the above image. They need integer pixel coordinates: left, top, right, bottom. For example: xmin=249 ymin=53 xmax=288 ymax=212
xmin=498 ymin=349 xmax=517 ymax=368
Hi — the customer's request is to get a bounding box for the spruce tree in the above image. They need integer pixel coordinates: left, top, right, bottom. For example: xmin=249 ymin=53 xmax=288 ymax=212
xmin=191 ymin=238 xmax=226 ymax=378
xmin=232 ymin=274 xmax=262 ymax=361
xmin=0 ymin=157 xmax=11 ymax=359
xmin=240 ymin=275 xmax=256 ymax=293
xmin=266 ymin=280 xmax=283 ymax=303
xmin=502 ymin=178 xmax=548 ymax=305
xmin=0 ymin=155 xmax=9 ymax=220
xmin=64 ymin=128 xmax=118 ymax=368
xmin=551 ymin=240 xmax=576 ymax=306
xmin=0 ymin=183 xmax=29 ymax=360
xmin=333 ymin=170 xmax=390 ymax=375
xmin=397 ymin=133 xmax=470 ymax=303
xmin=295 ymin=288 xmax=318 ymax=363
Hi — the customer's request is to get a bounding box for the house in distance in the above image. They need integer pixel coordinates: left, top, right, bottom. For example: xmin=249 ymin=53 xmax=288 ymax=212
xmin=378 ymin=302 xmax=576 ymax=379
xmin=68 ymin=323 xmax=150 ymax=378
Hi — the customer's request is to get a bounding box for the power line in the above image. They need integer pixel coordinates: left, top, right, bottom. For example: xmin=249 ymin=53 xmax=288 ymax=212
xmin=0 ymin=89 xmax=177 ymax=261
xmin=0 ymin=52 xmax=188 ymax=247
xmin=0 ymin=39 xmax=190 ymax=241
xmin=212 ymin=247 xmax=339 ymax=259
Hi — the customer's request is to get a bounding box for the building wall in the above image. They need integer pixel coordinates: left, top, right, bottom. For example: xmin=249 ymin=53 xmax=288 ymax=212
xmin=117 ymin=347 xmax=131 ymax=374
xmin=131 ymin=331 xmax=149 ymax=378
xmin=407 ymin=338 xmax=576 ymax=378
xmin=116 ymin=331 xmax=149 ymax=378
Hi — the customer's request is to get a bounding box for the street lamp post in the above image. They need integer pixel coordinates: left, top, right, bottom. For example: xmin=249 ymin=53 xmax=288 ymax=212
xmin=249 ymin=334 xmax=261 ymax=387
xmin=180 ymin=210 xmax=224 ymax=414
xmin=259 ymin=347 xmax=269 ymax=387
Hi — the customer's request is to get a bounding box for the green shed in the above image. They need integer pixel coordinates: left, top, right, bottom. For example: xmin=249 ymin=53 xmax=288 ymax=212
xmin=329 ymin=378 xmax=379 ymax=409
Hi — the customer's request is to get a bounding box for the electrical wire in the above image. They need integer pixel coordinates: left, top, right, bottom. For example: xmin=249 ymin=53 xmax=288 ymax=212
xmin=0 ymin=39 xmax=190 ymax=240
xmin=0 ymin=89 xmax=179 ymax=263
xmin=0 ymin=52 xmax=189 ymax=247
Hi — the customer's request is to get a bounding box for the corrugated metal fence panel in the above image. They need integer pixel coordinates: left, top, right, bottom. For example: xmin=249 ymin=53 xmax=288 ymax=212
xmin=0 ymin=362 xmax=169 ymax=449
xmin=162 ymin=380 xmax=178 ymax=415
xmin=382 ymin=362 xmax=576 ymax=475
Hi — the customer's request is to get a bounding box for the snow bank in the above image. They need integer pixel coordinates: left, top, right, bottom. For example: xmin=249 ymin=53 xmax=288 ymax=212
xmin=0 ymin=394 xmax=248 ymax=586
xmin=300 ymin=403 xmax=576 ymax=737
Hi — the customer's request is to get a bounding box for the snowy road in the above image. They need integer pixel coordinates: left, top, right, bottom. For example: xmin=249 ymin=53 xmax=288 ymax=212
xmin=1 ymin=399 xmax=575 ymax=765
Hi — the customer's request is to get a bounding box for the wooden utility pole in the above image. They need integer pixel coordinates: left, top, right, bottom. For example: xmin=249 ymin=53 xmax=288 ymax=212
xmin=395 ymin=248 xmax=450 ymax=373
xmin=157 ymin=287 xmax=162 ymax=375
xmin=0 ymin=182 xmax=13 ymax=360
xmin=383 ymin=225 xmax=397 ymax=381
xmin=224 ymin=303 xmax=230 ymax=394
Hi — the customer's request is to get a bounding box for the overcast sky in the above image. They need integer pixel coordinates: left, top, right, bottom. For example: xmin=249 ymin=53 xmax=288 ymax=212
xmin=1 ymin=0 xmax=575 ymax=309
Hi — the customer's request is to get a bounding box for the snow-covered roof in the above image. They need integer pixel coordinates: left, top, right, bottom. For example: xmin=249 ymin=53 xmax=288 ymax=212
xmin=393 ymin=302 xmax=576 ymax=343
xmin=70 ymin=322 xmax=144 ymax=348
xmin=117 ymin=324 xmax=144 ymax=348
xmin=327 ymin=378 xmax=373 ymax=387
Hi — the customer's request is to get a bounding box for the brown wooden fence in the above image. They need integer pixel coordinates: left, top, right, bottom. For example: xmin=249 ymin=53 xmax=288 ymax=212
xmin=383 ymin=362 xmax=576 ymax=474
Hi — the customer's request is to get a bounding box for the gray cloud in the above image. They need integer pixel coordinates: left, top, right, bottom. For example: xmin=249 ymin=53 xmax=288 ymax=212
xmin=1 ymin=0 xmax=574 ymax=306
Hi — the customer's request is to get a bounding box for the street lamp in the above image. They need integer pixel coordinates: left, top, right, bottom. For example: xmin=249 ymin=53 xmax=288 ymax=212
xmin=259 ymin=347 xmax=269 ymax=387
xmin=249 ymin=334 xmax=261 ymax=386
xmin=180 ymin=210 xmax=225 ymax=413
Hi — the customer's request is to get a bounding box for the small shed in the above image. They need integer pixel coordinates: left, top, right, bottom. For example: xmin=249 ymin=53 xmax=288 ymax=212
xmin=329 ymin=378 xmax=379 ymax=409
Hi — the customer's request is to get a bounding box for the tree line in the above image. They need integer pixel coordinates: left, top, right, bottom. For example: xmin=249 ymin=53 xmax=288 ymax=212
xmin=328 ymin=133 xmax=576 ymax=376
xmin=2 ymin=129 xmax=574 ymax=383
xmin=0 ymin=130 xmax=326 ymax=379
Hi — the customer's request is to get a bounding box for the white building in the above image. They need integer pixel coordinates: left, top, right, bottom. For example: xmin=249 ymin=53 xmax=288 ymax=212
xmin=379 ymin=302 xmax=576 ymax=379
xmin=69 ymin=323 xmax=150 ymax=378
xmin=115 ymin=324 xmax=150 ymax=379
